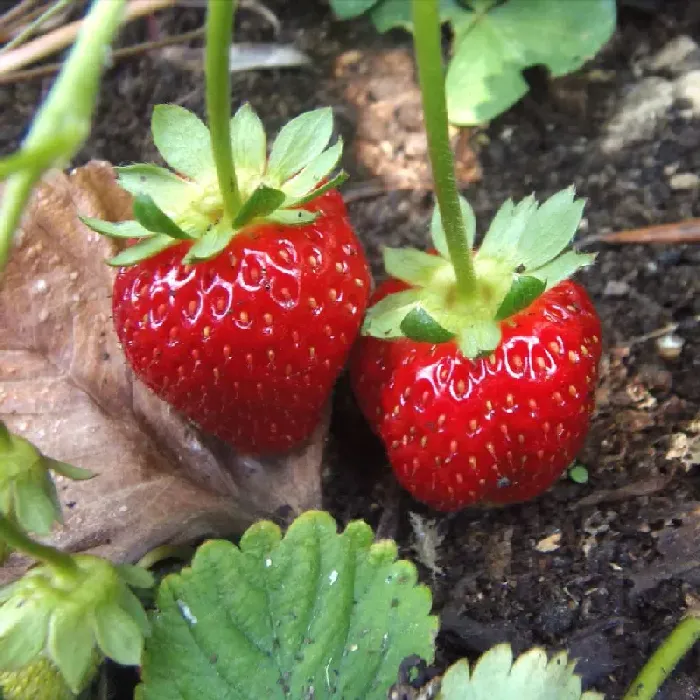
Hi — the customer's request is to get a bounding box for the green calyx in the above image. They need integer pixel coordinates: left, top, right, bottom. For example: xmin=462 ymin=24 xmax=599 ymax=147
xmin=0 ymin=555 xmax=154 ymax=693
xmin=80 ymin=103 xmax=346 ymax=266
xmin=0 ymin=421 xmax=92 ymax=561
xmin=361 ymin=187 xmax=596 ymax=358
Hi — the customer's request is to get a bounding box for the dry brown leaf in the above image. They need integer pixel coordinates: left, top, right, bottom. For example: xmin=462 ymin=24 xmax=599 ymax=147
xmin=0 ymin=161 xmax=325 ymax=585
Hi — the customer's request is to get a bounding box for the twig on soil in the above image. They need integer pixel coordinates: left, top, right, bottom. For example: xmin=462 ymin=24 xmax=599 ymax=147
xmin=0 ymin=0 xmax=73 ymax=55
xmin=0 ymin=0 xmax=175 ymax=75
xmin=0 ymin=26 xmax=204 ymax=84
xmin=341 ymin=181 xmax=387 ymax=204
xmin=579 ymin=219 xmax=700 ymax=247
xmin=0 ymin=0 xmax=41 ymax=32
xmin=616 ymin=314 xmax=700 ymax=349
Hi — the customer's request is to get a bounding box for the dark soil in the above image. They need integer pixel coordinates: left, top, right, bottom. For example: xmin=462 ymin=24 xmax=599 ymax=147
xmin=2 ymin=1 xmax=700 ymax=698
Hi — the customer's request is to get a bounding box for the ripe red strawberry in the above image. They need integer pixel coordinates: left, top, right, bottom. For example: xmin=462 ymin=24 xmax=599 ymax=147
xmin=349 ymin=189 xmax=602 ymax=510
xmin=82 ymin=104 xmax=370 ymax=454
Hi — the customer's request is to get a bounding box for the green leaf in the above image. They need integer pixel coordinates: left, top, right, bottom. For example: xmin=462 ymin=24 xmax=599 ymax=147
xmin=568 ymin=464 xmax=589 ymax=484
xmin=94 ymin=602 xmax=143 ymax=667
xmin=286 ymin=171 xmax=348 ymax=207
xmin=183 ymin=224 xmax=234 ymax=264
xmin=362 ymin=289 xmax=422 ymax=339
xmin=47 ymin=606 xmax=96 ymax=693
xmin=436 ymin=644 xmax=604 ymax=700
xmin=232 ymin=185 xmax=286 ymax=229
xmin=46 ymin=459 xmax=94 ymax=481
xmin=328 ymin=0 xmax=381 ymax=20
xmin=370 ymin=0 xmax=467 ymax=32
xmin=266 ymin=209 xmax=318 ymax=226
xmin=0 ymin=596 xmax=51 ymax=670
xmin=458 ymin=320 xmax=502 ymax=359
xmin=79 ymin=217 xmax=152 ymax=240
xmin=384 ymin=247 xmax=450 ymax=288
xmin=528 ymin=251 xmax=596 ymax=290
xmin=517 ymin=188 xmax=586 ymax=270
xmin=476 ymin=195 xmax=537 ymax=266
xmin=267 ymin=108 xmax=334 ymax=184
xmin=495 ymin=275 xmax=545 ymax=320
xmin=136 ymin=511 xmax=436 ymax=700
xmin=230 ymin=103 xmax=266 ymax=187
xmin=282 ymin=138 xmax=344 ymax=200
xmin=12 ymin=477 xmax=57 ymax=535
xmin=116 ymin=165 xmax=190 ymax=211
xmin=401 ymin=307 xmax=455 ymax=344
xmin=446 ymin=0 xmax=616 ymax=125
xmin=151 ymin=105 xmax=213 ymax=180
xmin=117 ymin=588 xmax=152 ymax=638
xmin=132 ymin=195 xmax=194 ymax=240
xmin=116 ymin=565 xmax=156 ymax=591
xmin=431 ymin=196 xmax=476 ymax=259
xmin=107 ymin=235 xmax=178 ymax=267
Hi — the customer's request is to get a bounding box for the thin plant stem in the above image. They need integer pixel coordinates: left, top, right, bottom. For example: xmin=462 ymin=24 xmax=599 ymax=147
xmin=411 ymin=0 xmax=477 ymax=299
xmin=205 ymin=0 xmax=241 ymax=221
xmin=622 ymin=614 xmax=700 ymax=700
xmin=0 ymin=514 xmax=77 ymax=574
xmin=0 ymin=0 xmax=73 ymax=55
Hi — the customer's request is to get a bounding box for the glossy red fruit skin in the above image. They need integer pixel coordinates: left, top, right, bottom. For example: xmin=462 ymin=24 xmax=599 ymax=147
xmin=113 ymin=189 xmax=370 ymax=455
xmin=350 ymin=278 xmax=602 ymax=511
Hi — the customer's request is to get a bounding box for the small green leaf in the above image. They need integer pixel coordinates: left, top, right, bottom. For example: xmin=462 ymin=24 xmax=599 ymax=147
xmin=46 ymin=459 xmax=94 ymax=481
xmin=117 ymin=588 xmax=152 ymax=637
xmin=136 ymin=511 xmax=437 ymax=700
xmin=328 ymin=0 xmax=380 ymax=20
xmin=401 ymin=307 xmax=455 ymax=344
xmin=94 ymin=603 xmax=143 ymax=667
xmin=286 ymin=171 xmax=348 ymax=207
xmin=267 ymin=108 xmax=334 ymax=184
xmin=47 ymin=606 xmax=97 ymax=693
xmin=107 ymin=235 xmax=178 ymax=267
xmin=0 ymin=597 xmax=51 ymax=670
xmin=151 ymin=105 xmax=213 ymax=180
xmin=132 ymin=195 xmax=194 ymax=240
xmin=431 ymin=196 xmax=476 ymax=259
xmin=476 ymin=195 xmax=537 ymax=266
xmin=370 ymin=0 xmax=466 ymax=32
xmin=231 ymin=103 xmax=266 ymax=187
xmin=266 ymin=209 xmax=318 ymax=226
xmin=232 ymin=185 xmax=286 ymax=229
xmin=384 ymin=247 xmax=450 ymax=288
xmin=528 ymin=250 xmax=596 ymax=289
xmin=282 ymin=138 xmax=343 ymax=200
xmin=12 ymin=478 xmax=57 ymax=535
xmin=495 ymin=275 xmax=545 ymax=320
xmin=362 ymin=289 xmax=422 ymax=339
xmin=569 ymin=464 xmax=589 ymax=484
xmin=79 ymin=217 xmax=152 ymax=239
xmin=116 ymin=565 xmax=156 ymax=590
xmin=183 ymin=223 xmax=234 ymax=263
xmin=116 ymin=164 xmax=189 ymax=210
xmin=518 ymin=187 xmax=586 ymax=270
xmin=458 ymin=321 xmax=502 ymax=359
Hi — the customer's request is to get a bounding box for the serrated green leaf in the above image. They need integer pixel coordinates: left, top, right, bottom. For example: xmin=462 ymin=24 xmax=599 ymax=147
xmin=282 ymin=138 xmax=343 ymax=200
xmin=47 ymin=606 xmax=96 ymax=693
xmin=476 ymin=195 xmax=537 ymax=266
xmin=107 ymin=235 xmax=177 ymax=267
xmin=94 ymin=603 xmax=143 ymax=667
xmin=183 ymin=224 xmax=234 ymax=263
xmin=528 ymin=251 xmax=596 ymax=290
xmin=79 ymin=217 xmax=152 ymax=240
xmin=286 ymin=170 xmax=348 ymax=207
xmin=328 ymin=0 xmax=381 ymax=20
xmin=446 ymin=0 xmax=616 ymax=125
xmin=458 ymin=320 xmax=502 ymax=359
xmin=151 ymin=105 xmax=213 ymax=180
xmin=46 ymin=459 xmax=94 ymax=481
xmin=117 ymin=588 xmax=151 ymax=638
xmin=517 ymin=188 xmax=586 ymax=270
xmin=495 ymin=275 xmax=545 ymax=320
xmin=231 ymin=103 xmax=266 ymax=191
xmin=136 ymin=510 xmax=437 ymax=700
xmin=431 ymin=196 xmax=476 ymax=259
xmin=266 ymin=209 xmax=318 ymax=225
xmin=233 ymin=185 xmax=286 ymax=229
xmin=267 ymin=108 xmax=334 ymax=184
xmin=401 ymin=307 xmax=455 ymax=343
xmin=384 ymin=248 xmax=450 ymax=288
xmin=437 ymin=644 xmax=604 ymax=700
xmin=0 ymin=596 xmax=51 ymax=670
xmin=133 ymin=195 xmax=194 ymax=240
xmin=115 ymin=165 xmax=189 ymax=211
xmin=362 ymin=289 xmax=422 ymax=339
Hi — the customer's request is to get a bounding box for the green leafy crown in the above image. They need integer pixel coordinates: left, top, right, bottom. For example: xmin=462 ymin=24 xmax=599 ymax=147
xmin=81 ymin=104 xmax=346 ymax=266
xmin=362 ymin=188 xmax=595 ymax=358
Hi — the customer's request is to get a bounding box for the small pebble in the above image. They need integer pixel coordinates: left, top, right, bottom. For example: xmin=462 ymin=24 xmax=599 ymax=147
xmin=656 ymin=333 xmax=684 ymax=360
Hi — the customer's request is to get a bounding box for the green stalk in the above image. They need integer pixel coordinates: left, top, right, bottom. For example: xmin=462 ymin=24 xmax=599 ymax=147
xmin=0 ymin=514 xmax=77 ymax=575
xmin=205 ymin=0 xmax=241 ymax=222
xmin=411 ymin=0 xmax=477 ymax=299
xmin=622 ymin=614 xmax=700 ymax=700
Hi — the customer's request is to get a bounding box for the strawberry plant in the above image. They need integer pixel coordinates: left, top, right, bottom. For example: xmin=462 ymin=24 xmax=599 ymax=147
xmin=349 ymin=0 xmax=602 ymax=511
xmin=328 ymin=0 xmax=616 ymax=125
xmin=79 ymin=1 xmax=371 ymax=455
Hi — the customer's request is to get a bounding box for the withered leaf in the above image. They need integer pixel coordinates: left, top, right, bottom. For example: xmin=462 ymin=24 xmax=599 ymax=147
xmin=0 ymin=161 xmax=325 ymax=585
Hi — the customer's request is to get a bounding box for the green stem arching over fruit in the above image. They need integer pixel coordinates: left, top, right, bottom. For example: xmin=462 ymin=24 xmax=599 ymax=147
xmin=411 ymin=0 xmax=477 ymax=300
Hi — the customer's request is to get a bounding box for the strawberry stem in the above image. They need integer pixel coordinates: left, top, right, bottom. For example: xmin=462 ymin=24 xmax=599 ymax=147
xmin=205 ymin=0 xmax=241 ymax=222
xmin=411 ymin=0 xmax=477 ymax=300
xmin=622 ymin=613 xmax=700 ymax=700
xmin=0 ymin=514 xmax=77 ymax=576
